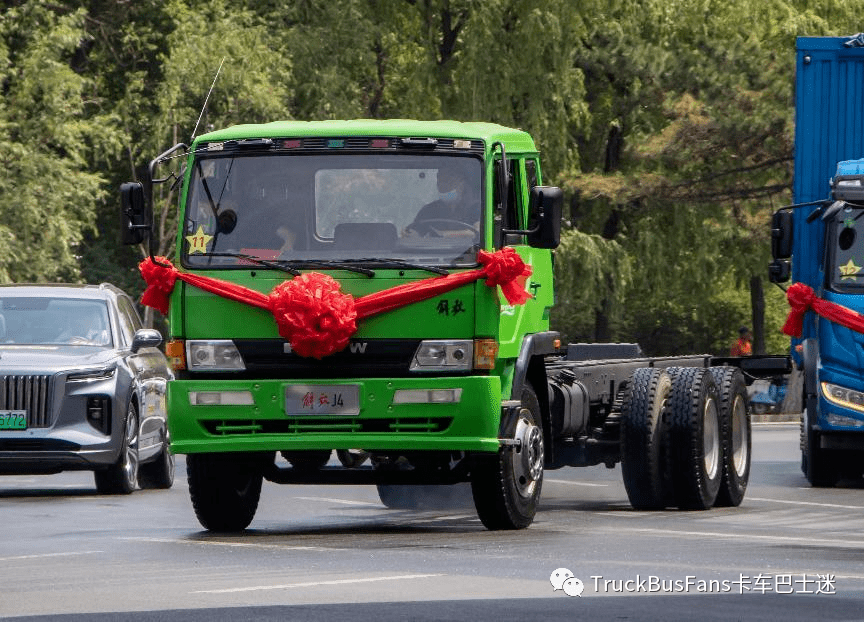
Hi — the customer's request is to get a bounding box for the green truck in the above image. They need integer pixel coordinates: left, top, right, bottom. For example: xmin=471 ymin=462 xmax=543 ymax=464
xmin=121 ymin=120 xmax=752 ymax=531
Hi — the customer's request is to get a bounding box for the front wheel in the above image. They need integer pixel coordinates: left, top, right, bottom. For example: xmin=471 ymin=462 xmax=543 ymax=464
xmin=187 ymin=453 xmax=267 ymax=531
xmin=94 ymin=400 xmax=139 ymax=495
xmin=138 ymin=438 xmax=175 ymax=490
xmin=802 ymin=393 xmax=839 ymax=487
xmin=471 ymin=384 xmax=544 ymax=530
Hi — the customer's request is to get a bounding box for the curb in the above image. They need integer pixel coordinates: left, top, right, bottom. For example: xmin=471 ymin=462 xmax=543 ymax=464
xmin=751 ymin=413 xmax=800 ymax=424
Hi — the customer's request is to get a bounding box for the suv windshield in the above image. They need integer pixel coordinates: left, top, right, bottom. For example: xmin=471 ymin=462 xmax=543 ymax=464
xmin=828 ymin=203 xmax=864 ymax=292
xmin=0 ymin=297 xmax=113 ymax=347
xmin=182 ymin=152 xmax=483 ymax=269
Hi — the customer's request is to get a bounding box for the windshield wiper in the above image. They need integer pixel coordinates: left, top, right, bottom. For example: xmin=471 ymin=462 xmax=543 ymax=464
xmin=345 ymin=258 xmax=450 ymax=275
xmin=199 ymin=252 xmax=301 ymax=275
xmin=276 ymin=259 xmax=375 ymax=277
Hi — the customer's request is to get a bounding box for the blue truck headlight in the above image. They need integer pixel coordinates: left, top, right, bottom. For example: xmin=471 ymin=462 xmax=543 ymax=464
xmin=821 ymin=381 xmax=864 ymax=415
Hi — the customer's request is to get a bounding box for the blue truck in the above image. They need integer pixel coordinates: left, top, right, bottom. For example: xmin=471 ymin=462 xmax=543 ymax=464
xmin=769 ymin=35 xmax=864 ymax=486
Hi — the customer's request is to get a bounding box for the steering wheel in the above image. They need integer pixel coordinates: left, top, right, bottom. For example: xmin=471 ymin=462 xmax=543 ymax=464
xmin=408 ymin=219 xmax=479 ymax=240
xmin=67 ymin=336 xmax=91 ymax=345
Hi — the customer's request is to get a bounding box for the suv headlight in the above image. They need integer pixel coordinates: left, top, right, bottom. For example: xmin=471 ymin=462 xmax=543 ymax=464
xmin=410 ymin=340 xmax=473 ymax=372
xmin=186 ymin=340 xmax=245 ymax=371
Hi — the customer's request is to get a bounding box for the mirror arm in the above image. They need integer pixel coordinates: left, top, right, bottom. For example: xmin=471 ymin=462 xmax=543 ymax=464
xmin=149 ymin=143 xmax=188 ymax=183
xmin=502 ymin=224 xmax=541 ymax=235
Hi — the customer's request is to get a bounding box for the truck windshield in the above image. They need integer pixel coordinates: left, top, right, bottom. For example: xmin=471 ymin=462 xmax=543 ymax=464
xmin=828 ymin=203 xmax=864 ymax=292
xmin=182 ymin=152 xmax=483 ymax=269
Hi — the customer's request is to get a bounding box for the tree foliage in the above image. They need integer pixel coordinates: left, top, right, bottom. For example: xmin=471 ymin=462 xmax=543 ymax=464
xmin=0 ymin=0 xmax=860 ymax=353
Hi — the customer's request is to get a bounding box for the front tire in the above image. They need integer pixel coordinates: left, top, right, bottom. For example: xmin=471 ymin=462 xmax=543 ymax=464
xmin=667 ymin=368 xmax=722 ymax=510
xmin=187 ymin=453 xmax=267 ymax=531
xmin=471 ymin=384 xmax=544 ymax=530
xmin=138 ymin=435 xmax=175 ymax=490
xmin=803 ymin=393 xmax=839 ymax=487
xmin=94 ymin=400 xmax=139 ymax=495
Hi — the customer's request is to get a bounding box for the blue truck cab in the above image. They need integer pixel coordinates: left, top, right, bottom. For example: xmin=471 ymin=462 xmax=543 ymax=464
xmin=769 ymin=36 xmax=864 ymax=486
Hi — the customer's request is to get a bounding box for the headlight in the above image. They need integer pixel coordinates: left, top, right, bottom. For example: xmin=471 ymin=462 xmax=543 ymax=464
xmin=186 ymin=340 xmax=245 ymax=371
xmin=821 ymin=381 xmax=864 ymax=415
xmin=67 ymin=367 xmax=116 ymax=382
xmin=410 ymin=340 xmax=473 ymax=372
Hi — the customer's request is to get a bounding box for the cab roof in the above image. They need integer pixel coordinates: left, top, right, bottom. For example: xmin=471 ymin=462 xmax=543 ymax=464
xmin=195 ymin=119 xmax=538 ymax=155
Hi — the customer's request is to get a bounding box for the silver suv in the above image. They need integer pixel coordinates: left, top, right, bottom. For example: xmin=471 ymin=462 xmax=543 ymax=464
xmin=0 ymin=283 xmax=173 ymax=493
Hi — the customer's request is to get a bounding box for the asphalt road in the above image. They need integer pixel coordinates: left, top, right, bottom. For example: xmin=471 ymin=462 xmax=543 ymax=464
xmin=1 ymin=423 xmax=863 ymax=621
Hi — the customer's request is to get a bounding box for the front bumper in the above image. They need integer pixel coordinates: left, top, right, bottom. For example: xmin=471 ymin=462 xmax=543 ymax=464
xmin=168 ymin=375 xmax=502 ymax=454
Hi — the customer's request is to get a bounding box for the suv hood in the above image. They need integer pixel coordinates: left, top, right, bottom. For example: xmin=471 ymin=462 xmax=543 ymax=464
xmin=0 ymin=346 xmax=118 ymax=372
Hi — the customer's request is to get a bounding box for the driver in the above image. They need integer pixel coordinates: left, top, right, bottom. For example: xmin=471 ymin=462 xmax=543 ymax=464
xmin=405 ymin=163 xmax=480 ymax=236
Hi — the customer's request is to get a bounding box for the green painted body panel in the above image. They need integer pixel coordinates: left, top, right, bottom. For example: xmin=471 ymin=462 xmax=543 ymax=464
xmin=168 ymin=375 xmax=502 ymax=454
xmin=166 ymin=119 xmax=553 ymax=457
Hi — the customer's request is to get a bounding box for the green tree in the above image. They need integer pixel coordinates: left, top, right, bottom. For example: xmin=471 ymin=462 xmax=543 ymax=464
xmin=0 ymin=2 xmax=118 ymax=283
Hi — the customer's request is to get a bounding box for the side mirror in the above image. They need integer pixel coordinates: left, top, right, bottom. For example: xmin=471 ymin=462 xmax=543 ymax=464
xmin=526 ymin=186 xmax=563 ymax=249
xmin=768 ymin=259 xmax=791 ymax=283
xmin=131 ymin=328 xmax=163 ymax=353
xmin=771 ymin=210 xmax=793 ymax=259
xmin=120 ymin=182 xmax=152 ymax=245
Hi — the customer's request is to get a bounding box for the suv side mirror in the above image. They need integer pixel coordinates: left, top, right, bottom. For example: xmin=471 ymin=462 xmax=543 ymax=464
xmin=771 ymin=209 xmax=793 ymax=259
xmin=131 ymin=328 xmax=163 ymax=353
xmin=120 ymin=182 xmax=151 ymax=245
xmin=526 ymin=186 xmax=563 ymax=249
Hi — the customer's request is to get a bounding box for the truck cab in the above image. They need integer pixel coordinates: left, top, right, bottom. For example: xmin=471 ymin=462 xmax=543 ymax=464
xmin=768 ymin=36 xmax=864 ymax=486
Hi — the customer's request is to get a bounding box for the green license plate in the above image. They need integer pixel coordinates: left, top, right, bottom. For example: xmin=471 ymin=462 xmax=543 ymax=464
xmin=0 ymin=411 xmax=27 ymax=430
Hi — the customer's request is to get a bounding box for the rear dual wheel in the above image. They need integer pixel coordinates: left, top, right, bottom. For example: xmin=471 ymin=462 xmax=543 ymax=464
xmin=710 ymin=367 xmax=750 ymax=506
xmin=666 ymin=367 xmax=722 ymax=510
xmin=620 ymin=368 xmax=673 ymax=510
xmin=621 ymin=367 xmax=745 ymax=511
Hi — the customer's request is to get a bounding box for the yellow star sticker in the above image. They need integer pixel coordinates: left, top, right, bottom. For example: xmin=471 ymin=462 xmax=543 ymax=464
xmin=839 ymin=259 xmax=862 ymax=280
xmin=185 ymin=225 xmax=213 ymax=255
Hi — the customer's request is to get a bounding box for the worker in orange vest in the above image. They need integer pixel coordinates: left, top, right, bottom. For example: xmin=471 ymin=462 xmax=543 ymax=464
xmin=730 ymin=326 xmax=753 ymax=356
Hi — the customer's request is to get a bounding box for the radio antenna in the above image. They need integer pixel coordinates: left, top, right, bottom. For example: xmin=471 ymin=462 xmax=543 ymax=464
xmin=191 ymin=57 xmax=226 ymax=141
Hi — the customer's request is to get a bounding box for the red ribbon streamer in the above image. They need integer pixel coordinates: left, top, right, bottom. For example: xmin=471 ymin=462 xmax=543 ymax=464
xmin=139 ymin=247 xmax=532 ymax=359
xmin=783 ymin=282 xmax=864 ymax=337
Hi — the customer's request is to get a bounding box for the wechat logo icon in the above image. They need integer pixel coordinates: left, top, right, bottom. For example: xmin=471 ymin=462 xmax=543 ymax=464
xmin=550 ymin=568 xmax=584 ymax=597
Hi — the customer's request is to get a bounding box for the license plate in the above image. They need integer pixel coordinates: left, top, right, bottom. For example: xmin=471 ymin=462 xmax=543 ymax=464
xmin=0 ymin=411 xmax=27 ymax=430
xmin=285 ymin=385 xmax=360 ymax=416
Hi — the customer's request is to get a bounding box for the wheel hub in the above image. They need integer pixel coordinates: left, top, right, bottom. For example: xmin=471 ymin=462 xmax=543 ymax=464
xmin=512 ymin=411 xmax=544 ymax=498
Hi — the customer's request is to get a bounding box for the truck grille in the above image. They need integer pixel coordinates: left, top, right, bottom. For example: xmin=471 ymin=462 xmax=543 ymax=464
xmin=202 ymin=416 xmax=453 ymax=436
xmin=0 ymin=375 xmax=53 ymax=428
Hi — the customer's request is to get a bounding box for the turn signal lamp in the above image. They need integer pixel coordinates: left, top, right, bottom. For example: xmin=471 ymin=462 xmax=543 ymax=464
xmin=473 ymin=339 xmax=499 ymax=370
xmin=166 ymin=339 xmax=186 ymax=371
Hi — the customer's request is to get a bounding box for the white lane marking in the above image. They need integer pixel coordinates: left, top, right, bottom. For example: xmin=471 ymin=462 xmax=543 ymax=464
xmin=545 ymin=479 xmax=609 ymax=488
xmin=118 ymin=537 xmax=343 ymax=552
xmin=748 ymin=496 xmax=864 ymax=510
xmin=618 ymin=527 xmax=864 ymax=548
xmin=194 ymin=573 xmax=444 ymax=594
xmin=0 ymin=551 xmax=103 ymax=562
xmin=293 ymin=496 xmax=378 ymax=506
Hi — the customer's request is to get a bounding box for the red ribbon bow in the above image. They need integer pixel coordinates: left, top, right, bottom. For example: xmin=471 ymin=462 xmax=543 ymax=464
xmin=139 ymin=248 xmax=533 ymax=359
xmin=783 ymin=282 xmax=864 ymax=337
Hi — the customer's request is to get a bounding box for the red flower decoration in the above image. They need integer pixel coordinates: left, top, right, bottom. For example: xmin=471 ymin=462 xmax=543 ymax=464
xmin=139 ymin=256 xmax=179 ymax=315
xmin=478 ymin=247 xmax=533 ymax=305
xmin=269 ymin=273 xmax=358 ymax=359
